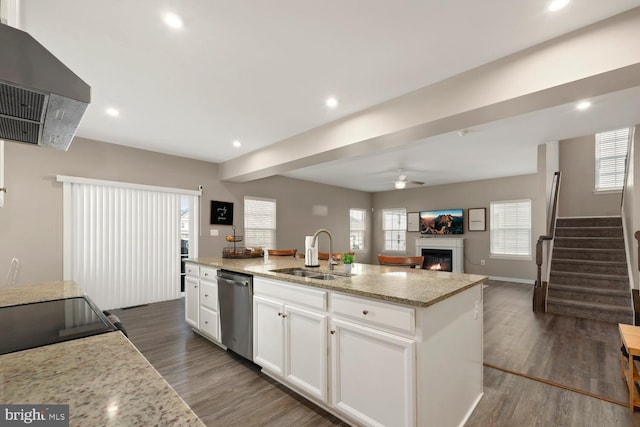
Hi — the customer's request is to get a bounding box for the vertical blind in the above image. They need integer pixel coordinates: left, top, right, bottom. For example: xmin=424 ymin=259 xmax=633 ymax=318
xmin=349 ymin=208 xmax=366 ymax=251
xmin=59 ymin=176 xmax=199 ymax=310
xmin=595 ymin=127 xmax=630 ymax=191
xmin=245 ymin=196 xmax=276 ymax=249
xmin=382 ymin=208 xmax=406 ymax=251
xmin=490 ymin=200 xmax=531 ymax=257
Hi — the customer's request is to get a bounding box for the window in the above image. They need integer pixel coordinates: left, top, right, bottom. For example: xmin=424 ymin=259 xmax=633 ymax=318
xmin=382 ymin=208 xmax=406 ymax=251
xmin=490 ymin=200 xmax=531 ymax=258
xmin=349 ymin=208 xmax=366 ymax=251
xmin=595 ymin=127 xmax=630 ymax=191
xmin=244 ymin=196 xmax=276 ymax=249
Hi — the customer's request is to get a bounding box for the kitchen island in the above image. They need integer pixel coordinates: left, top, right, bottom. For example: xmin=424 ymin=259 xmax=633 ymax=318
xmin=0 ymin=281 xmax=204 ymax=427
xmin=186 ymin=257 xmax=487 ymax=427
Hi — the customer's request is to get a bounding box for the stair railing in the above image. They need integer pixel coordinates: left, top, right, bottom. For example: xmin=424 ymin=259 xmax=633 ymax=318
xmin=533 ymin=171 xmax=561 ymax=313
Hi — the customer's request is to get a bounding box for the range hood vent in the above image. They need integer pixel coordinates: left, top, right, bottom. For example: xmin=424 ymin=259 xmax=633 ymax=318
xmin=0 ymin=23 xmax=90 ymax=151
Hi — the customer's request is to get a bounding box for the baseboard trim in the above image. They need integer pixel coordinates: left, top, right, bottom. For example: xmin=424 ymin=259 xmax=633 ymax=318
xmin=489 ymin=276 xmax=535 ymax=285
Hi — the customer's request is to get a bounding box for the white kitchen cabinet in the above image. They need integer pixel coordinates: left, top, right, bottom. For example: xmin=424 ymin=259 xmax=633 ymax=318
xmin=185 ymin=274 xmax=199 ymax=328
xmin=199 ymin=276 xmax=219 ymax=341
xmin=284 ymin=304 xmax=327 ymax=401
xmin=253 ymin=277 xmax=328 ymax=402
xmin=253 ymin=295 xmax=285 ymax=375
xmin=184 ymin=262 xmax=221 ymax=344
xmin=330 ymin=318 xmax=415 ymax=427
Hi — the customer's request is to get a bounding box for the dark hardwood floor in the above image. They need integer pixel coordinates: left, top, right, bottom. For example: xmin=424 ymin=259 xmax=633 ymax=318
xmin=113 ymin=280 xmax=640 ymax=426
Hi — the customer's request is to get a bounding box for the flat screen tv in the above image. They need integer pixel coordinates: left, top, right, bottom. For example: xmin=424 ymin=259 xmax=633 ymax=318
xmin=419 ymin=209 xmax=464 ymax=235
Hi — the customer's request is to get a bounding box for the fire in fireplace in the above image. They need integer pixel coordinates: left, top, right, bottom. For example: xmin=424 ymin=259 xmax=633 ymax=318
xmin=421 ymin=248 xmax=453 ymax=272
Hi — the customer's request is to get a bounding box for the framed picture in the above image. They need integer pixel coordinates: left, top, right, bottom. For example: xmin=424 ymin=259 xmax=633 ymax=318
xmin=210 ymin=200 xmax=234 ymax=225
xmin=468 ymin=208 xmax=486 ymax=231
xmin=407 ymin=212 xmax=420 ymax=232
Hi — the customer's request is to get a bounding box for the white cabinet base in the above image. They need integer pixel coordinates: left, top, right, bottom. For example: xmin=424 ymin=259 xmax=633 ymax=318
xmin=331 ymin=318 xmax=415 ymax=427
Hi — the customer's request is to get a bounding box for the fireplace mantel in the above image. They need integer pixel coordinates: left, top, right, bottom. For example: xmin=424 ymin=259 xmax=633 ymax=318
xmin=416 ymin=237 xmax=464 ymax=273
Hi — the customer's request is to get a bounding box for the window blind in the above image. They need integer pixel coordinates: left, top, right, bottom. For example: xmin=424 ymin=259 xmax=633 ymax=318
xmin=382 ymin=208 xmax=406 ymax=251
xmin=349 ymin=208 xmax=366 ymax=251
xmin=490 ymin=200 xmax=531 ymax=257
xmin=595 ymin=128 xmax=630 ymax=191
xmin=59 ymin=176 xmax=199 ymax=310
xmin=245 ymin=196 xmax=276 ymax=249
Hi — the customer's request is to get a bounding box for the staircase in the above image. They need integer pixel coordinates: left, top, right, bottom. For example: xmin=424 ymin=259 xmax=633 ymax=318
xmin=546 ymin=216 xmax=633 ymax=324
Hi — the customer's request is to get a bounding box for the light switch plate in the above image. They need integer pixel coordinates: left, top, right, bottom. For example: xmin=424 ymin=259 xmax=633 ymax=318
xmin=210 ymin=229 xmax=219 ymax=236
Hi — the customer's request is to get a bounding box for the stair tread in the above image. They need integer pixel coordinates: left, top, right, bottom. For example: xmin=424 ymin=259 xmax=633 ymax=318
xmin=550 ymin=270 xmax=629 ymax=280
xmin=547 ymin=283 xmax=630 ymax=296
xmin=551 ymin=258 xmax=626 ymax=265
xmin=555 ymin=226 xmax=622 ymax=229
xmin=554 ymin=236 xmax=623 ymax=240
xmin=552 ymin=247 xmax=625 ymax=252
xmin=547 ymin=297 xmax=632 ymax=312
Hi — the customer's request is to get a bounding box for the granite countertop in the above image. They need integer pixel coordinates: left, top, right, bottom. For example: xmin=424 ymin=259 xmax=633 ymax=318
xmin=0 ymin=281 xmax=204 ymax=427
xmin=0 ymin=332 xmax=203 ymax=426
xmin=0 ymin=280 xmax=84 ymax=307
xmin=187 ymin=257 xmax=487 ymax=308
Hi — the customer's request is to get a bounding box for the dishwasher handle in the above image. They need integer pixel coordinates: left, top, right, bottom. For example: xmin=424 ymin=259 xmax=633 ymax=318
xmin=217 ymin=270 xmax=252 ymax=287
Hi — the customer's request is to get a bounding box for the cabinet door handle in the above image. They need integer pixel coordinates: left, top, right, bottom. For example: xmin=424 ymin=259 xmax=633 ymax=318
xmin=281 ymin=314 xmax=288 ymax=318
xmin=204 ymin=273 xmax=209 ymax=276
xmin=205 ymin=294 xmax=209 ymax=297
xmin=330 ymin=330 xmax=336 ymax=335
xmin=362 ymin=310 xmax=369 ymax=315
xmin=194 ymin=285 xmax=198 ymax=288
xmin=277 ymin=312 xmax=283 ymax=317
xmin=205 ymin=321 xmax=208 ymax=324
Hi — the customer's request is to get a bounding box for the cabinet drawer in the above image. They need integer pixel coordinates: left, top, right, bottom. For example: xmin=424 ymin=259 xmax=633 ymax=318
xmin=330 ymin=292 xmax=415 ymax=335
xmin=200 ymin=306 xmax=219 ymax=340
xmin=200 ymin=281 xmax=218 ymax=311
xmin=185 ymin=263 xmax=199 ymax=276
xmin=254 ymin=277 xmax=326 ymax=311
xmin=200 ymin=266 xmax=217 ymax=280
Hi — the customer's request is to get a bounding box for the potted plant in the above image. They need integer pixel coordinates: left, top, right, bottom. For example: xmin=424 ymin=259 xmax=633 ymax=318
xmin=342 ymin=253 xmax=354 ymax=273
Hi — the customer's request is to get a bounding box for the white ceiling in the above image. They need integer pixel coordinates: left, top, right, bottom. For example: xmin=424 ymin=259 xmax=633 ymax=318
xmin=16 ymin=0 xmax=640 ymax=192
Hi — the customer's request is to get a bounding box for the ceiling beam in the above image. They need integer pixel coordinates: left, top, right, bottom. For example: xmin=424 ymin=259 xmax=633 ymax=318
xmin=219 ymin=7 xmax=640 ymax=183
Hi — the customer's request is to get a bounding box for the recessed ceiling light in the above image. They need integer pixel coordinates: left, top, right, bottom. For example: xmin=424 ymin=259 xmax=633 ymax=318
xmin=163 ymin=12 xmax=183 ymax=29
xmin=106 ymin=107 xmax=120 ymax=117
xmin=548 ymin=0 xmax=570 ymax=12
xmin=325 ymin=97 xmax=338 ymax=108
xmin=576 ymin=101 xmax=591 ymax=110
xmin=232 ymin=140 xmax=242 ymax=148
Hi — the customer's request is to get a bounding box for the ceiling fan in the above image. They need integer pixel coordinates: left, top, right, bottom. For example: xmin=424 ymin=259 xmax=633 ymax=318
xmin=394 ymin=174 xmax=424 ymax=189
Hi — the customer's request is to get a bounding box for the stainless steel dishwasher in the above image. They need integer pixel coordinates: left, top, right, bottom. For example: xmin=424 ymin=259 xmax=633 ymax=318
xmin=216 ymin=269 xmax=253 ymax=360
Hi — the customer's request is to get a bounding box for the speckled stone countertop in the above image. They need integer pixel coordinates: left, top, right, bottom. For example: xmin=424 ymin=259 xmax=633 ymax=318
xmin=0 ymin=332 xmax=204 ymax=426
xmin=187 ymin=257 xmax=487 ymax=308
xmin=0 ymin=280 xmax=84 ymax=307
xmin=0 ymin=281 xmax=204 ymax=427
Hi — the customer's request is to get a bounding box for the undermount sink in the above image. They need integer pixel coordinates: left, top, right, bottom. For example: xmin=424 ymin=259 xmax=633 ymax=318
xmin=270 ymin=268 xmax=352 ymax=280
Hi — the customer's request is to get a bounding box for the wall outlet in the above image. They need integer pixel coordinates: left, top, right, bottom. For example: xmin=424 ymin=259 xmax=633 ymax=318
xmin=210 ymin=229 xmax=219 ymax=236
xmin=480 ymin=259 xmax=486 ymax=266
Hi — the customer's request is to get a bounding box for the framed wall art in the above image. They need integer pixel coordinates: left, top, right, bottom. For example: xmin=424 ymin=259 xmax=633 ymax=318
xmin=210 ymin=200 xmax=234 ymax=225
xmin=468 ymin=208 xmax=486 ymax=231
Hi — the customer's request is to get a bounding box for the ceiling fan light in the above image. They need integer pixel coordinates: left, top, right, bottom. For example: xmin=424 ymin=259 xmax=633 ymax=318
xmin=395 ymin=181 xmax=406 ymax=189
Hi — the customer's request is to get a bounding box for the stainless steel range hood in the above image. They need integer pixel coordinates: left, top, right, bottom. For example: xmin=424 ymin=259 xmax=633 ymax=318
xmin=0 ymin=23 xmax=90 ymax=151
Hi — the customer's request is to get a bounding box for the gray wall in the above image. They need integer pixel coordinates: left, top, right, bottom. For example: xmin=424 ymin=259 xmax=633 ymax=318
xmin=0 ymin=138 xmax=371 ymax=284
xmin=558 ymin=135 xmax=621 ymax=217
xmin=371 ymin=174 xmax=540 ymax=282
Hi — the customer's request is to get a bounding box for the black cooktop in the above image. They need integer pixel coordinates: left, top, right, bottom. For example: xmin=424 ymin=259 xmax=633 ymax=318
xmin=0 ymin=296 xmax=116 ymax=355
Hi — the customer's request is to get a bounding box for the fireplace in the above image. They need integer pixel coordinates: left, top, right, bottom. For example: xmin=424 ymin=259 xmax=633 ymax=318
xmin=415 ymin=237 xmax=464 ymax=273
xmin=422 ymin=248 xmax=453 ymax=272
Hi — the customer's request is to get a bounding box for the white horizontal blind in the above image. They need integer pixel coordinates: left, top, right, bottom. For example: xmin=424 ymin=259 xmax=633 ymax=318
xmin=595 ymin=128 xmax=630 ymax=191
xmin=382 ymin=208 xmax=406 ymax=251
xmin=490 ymin=200 xmax=531 ymax=257
xmin=245 ymin=196 xmax=276 ymax=249
xmin=349 ymin=208 xmax=366 ymax=251
xmin=62 ymin=180 xmax=189 ymax=310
